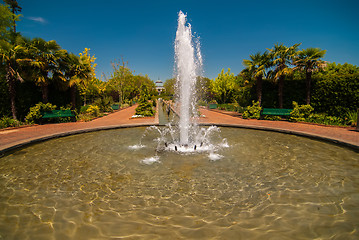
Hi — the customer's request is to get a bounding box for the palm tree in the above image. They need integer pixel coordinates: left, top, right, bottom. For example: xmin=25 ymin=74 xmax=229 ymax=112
xmin=63 ymin=53 xmax=92 ymax=109
xmin=30 ymin=38 xmax=63 ymax=103
xmin=243 ymin=51 xmax=270 ymax=106
xmin=293 ymin=48 xmax=326 ymax=105
xmin=268 ymin=43 xmax=301 ymax=108
xmin=0 ymin=36 xmax=30 ymax=120
xmin=3 ymin=0 xmax=21 ymax=33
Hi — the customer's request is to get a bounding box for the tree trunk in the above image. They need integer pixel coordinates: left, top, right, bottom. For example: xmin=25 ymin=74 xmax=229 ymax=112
xmin=278 ymin=75 xmax=284 ymax=108
xmin=305 ymin=71 xmax=312 ymax=105
xmin=8 ymin=78 xmax=17 ymax=120
xmin=41 ymin=85 xmax=49 ymax=103
xmin=6 ymin=66 xmax=17 ymax=120
xmin=256 ymin=76 xmax=263 ymax=106
xmin=71 ymin=85 xmax=77 ymax=110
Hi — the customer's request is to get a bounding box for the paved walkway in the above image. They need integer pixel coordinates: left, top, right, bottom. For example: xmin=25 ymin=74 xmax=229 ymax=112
xmin=198 ymin=108 xmax=358 ymax=150
xmin=0 ymin=105 xmax=158 ymax=153
xmin=0 ymin=105 xmax=358 ymax=153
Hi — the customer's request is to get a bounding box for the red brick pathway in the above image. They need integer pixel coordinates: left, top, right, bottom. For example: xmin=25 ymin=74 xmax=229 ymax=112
xmin=0 ymin=105 xmax=157 ymax=152
xmin=0 ymin=105 xmax=358 ymax=152
xmin=198 ymin=108 xmax=358 ymax=149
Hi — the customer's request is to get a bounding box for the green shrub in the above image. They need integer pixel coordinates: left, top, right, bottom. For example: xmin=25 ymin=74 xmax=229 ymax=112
xmin=290 ymin=101 xmax=314 ymax=122
xmin=0 ymin=116 xmax=22 ymax=129
xmin=86 ymin=105 xmax=100 ymax=117
xmin=25 ymin=102 xmax=57 ymax=124
xmin=80 ymin=105 xmax=91 ymax=114
xmin=121 ymin=103 xmax=130 ymax=109
xmin=135 ymin=86 xmax=155 ymax=117
xmin=307 ymin=113 xmax=346 ymax=126
xmin=242 ymin=101 xmax=262 ymax=119
xmin=312 ymin=72 xmax=359 ymax=117
xmin=135 ymin=100 xmax=154 ymax=116
xmin=346 ymin=110 xmax=358 ymax=127
xmin=264 ymin=115 xmax=282 ymax=121
xmin=94 ymin=96 xmax=114 ymax=112
xmin=197 ymin=100 xmax=207 ymax=106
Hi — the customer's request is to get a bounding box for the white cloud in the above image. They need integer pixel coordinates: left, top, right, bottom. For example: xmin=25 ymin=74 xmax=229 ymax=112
xmin=28 ymin=17 xmax=47 ymax=24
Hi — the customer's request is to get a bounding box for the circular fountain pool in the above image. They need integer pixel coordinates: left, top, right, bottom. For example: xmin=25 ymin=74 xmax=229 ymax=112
xmin=0 ymin=127 xmax=358 ymax=239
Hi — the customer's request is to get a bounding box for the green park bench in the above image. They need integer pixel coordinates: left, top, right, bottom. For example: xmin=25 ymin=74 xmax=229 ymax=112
xmin=261 ymin=108 xmax=293 ymax=117
xmin=42 ymin=110 xmax=75 ymax=119
xmin=111 ymin=104 xmax=120 ymax=110
xmin=208 ymin=103 xmax=218 ymax=109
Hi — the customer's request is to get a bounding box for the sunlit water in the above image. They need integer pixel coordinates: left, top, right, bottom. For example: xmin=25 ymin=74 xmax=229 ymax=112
xmin=0 ymin=127 xmax=358 ymax=239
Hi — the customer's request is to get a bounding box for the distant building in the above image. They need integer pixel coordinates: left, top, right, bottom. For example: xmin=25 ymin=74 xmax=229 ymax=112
xmin=155 ymin=79 xmax=165 ymax=95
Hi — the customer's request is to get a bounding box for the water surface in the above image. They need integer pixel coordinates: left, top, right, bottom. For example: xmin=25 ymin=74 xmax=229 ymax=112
xmin=0 ymin=127 xmax=358 ymax=239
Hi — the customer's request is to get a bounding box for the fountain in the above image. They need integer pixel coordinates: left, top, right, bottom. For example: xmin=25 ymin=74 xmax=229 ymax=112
xmin=0 ymin=11 xmax=358 ymax=239
xmin=175 ymin=10 xmax=202 ymax=145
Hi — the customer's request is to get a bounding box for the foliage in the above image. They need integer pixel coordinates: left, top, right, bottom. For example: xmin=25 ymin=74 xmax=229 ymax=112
xmin=242 ymin=101 xmax=262 ymax=119
xmin=80 ymin=105 xmax=90 ymax=114
xmin=93 ymin=96 xmax=113 ymax=112
xmin=346 ymin=110 xmax=357 ymax=127
xmin=211 ymin=68 xmax=238 ymax=104
xmin=0 ymin=3 xmax=18 ymax=40
xmin=264 ymin=115 xmax=282 ymax=121
xmin=0 ymin=116 xmax=22 ymax=129
xmin=25 ymin=102 xmax=56 ymax=124
xmin=135 ymin=85 xmax=154 ymax=116
xmin=217 ymin=103 xmax=240 ymax=112
xmin=289 ymin=101 xmax=314 ymax=122
xmin=293 ymin=47 xmax=327 ymax=104
xmin=306 ymin=113 xmax=346 ymax=126
xmin=267 ymin=43 xmax=301 ymax=108
xmin=86 ymin=105 xmax=100 ymax=117
xmin=163 ymin=78 xmax=176 ymax=97
xmin=242 ymin=51 xmax=270 ymax=105
xmin=312 ymin=64 xmax=359 ymax=117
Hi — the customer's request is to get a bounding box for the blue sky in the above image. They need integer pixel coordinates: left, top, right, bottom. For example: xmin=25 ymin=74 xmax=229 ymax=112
xmin=16 ymin=0 xmax=359 ymax=81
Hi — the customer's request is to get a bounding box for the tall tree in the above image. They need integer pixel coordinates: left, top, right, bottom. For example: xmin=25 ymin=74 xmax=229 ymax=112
xmin=66 ymin=48 xmax=96 ymax=108
xmin=0 ymin=36 xmax=30 ymax=119
xmin=268 ymin=43 xmax=301 ymax=108
xmin=243 ymin=51 xmax=270 ymax=106
xmin=3 ymin=0 xmax=21 ymax=33
xmin=30 ymin=38 xmax=64 ymax=103
xmin=0 ymin=3 xmax=18 ymax=41
xmin=293 ymin=47 xmax=326 ymax=104
xmin=211 ymin=68 xmax=237 ymax=104
xmin=108 ymin=59 xmax=133 ymax=103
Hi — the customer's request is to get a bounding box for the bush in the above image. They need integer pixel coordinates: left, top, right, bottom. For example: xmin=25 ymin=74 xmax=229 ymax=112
xmin=94 ymin=96 xmax=114 ymax=112
xmin=242 ymin=101 xmax=262 ymax=119
xmin=135 ymin=100 xmax=154 ymax=116
xmin=80 ymin=105 xmax=91 ymax=114
xmin=217 ymin=103 xmax=239 ymax=112
xmin=25 ymin=102 xmax=57 ymax=124
xmin=121 ymin=103 xmax=130 ymax=108
xmin=264 ymin=115 xmax=282 ymax=121
xmin=290 ymin=101 xmax=314 ymax=122
xmin=0 ymin=116 xmax=22 ymax=129
xmin=307 ymin=113 xmax=346 ymax=126
xmin=346 ymin=110 xmax=358 ymax=127
xmin=86 ymin=105 xmax=100 ymax=117
xmin=312 ymin=73 xmax=359 ymax=117
xmin=135 ymin=86 xmax=155 ymax=117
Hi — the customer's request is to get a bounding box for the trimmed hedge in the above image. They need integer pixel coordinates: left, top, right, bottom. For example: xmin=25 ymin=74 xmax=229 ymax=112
xmin=311 ymin=73 xmax=359 ymax=117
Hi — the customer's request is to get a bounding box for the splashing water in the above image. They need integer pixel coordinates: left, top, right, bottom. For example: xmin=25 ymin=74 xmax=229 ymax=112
xmin=175 ymin=10 xmax=203 ymax=145
xmin=134 ymin=11 xmax=227 ymax=162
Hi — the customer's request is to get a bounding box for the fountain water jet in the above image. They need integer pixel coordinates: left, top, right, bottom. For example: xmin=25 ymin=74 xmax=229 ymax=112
xmin=175 ymin=10 xmax=203 ymax=145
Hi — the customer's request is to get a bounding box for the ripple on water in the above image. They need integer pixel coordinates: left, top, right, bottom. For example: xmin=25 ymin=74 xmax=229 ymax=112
xmin=0 ymin=127 xmax=358 ymax=239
